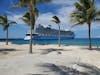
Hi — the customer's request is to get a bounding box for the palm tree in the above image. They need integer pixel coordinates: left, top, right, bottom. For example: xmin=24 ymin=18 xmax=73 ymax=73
xmin=12 ymin=0 xmax=51 ymax=53
xmin=0 ymin=14 xmax=16 ymax=45
xmin=21 ymin=12 xmax=32 ymax=26
xmin=21 ymin=12 xmax=38 ymax=29
xmin=52 ymin=16 xmax=61 ymax=47
xmin=70 ymin=0 xmax=100 ymax=49
xmin=21 ymin=12 xmax=36 ymax=45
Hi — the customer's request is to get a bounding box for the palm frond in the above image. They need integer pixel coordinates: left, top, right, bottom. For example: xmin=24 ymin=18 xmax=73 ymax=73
xmin=71 ymin=0 xmax=98 ymax=24
xmin=12 ymin=0 xmax=51 ymax=8
xmin=80 ymin=0 xmax=90 ymax=9
xmin=3 ymin=24 xmax=9 ymax=31
xmin=0 ymin=15 xmax=7 ymax=24
xmin=0 ymin=16 xmax=5 ymax=20
xmin=52 ymin=19 xmax=58 ymax=24
xmin=74 ymin=2 xmax=84 ymax=11
xmin=23 ymin=12 xmax=30 ymax=19
xmin=22 ymin=12 xmax=30 ymax=25
xmin=86 ymin=7 xmax=95 ymax=15
xmin=71 ymin=22 xmax=83 ymax=28
xmin=21 ymin=17 xmax=30 ymax=25
xmin=22 ymin=12 xmax=35 ymax=29
xmin=34 ymin=8 xmax=39 ymax=18
xmin=89 ymin=0 xmax=95 ymax=7
xmin=0 ymin=14 xmax=16 ymax=30
xmin=52 ymin=16 xmax=60 ymax=24
xmin=9 ymin=21 xmax=17 ymax=25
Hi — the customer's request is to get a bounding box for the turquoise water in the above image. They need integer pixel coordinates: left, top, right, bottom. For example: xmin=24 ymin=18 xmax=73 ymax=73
xmin=0 ymin=38 xmax=100 ymax=46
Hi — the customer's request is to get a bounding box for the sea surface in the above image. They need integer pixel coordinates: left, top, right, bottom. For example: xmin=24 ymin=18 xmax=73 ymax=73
xmin=0 ymin=38 xmax=100 ymax=46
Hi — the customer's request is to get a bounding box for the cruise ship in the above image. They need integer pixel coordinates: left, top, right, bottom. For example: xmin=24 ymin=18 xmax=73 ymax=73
xmin=24 ymin=24 xmax=75 ymax=40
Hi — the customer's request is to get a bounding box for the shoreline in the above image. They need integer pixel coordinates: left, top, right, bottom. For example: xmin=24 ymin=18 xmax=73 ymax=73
xmin=0 ymin=42 xmax=100 ymax=60
xmin=0 ymin=38 xmax=100 ymax=47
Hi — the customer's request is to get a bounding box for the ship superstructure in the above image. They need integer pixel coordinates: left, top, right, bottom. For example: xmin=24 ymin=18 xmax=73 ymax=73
xmin=24 ymin=24 xmax=75 ymax=40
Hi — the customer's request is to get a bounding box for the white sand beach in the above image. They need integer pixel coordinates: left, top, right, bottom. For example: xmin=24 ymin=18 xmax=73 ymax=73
xmin=0 ymin=42 xmax=100 ymax=75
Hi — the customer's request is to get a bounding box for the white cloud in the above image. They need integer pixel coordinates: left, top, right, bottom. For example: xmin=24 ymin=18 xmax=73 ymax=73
xmin=36 ymin=13 xmax=53 ymax=25
xmin=6 ymin=11 xmax=25 ymax=25
xmin=36 ymin=5 xmax=75 ymax=30
xmin=36 ymin=12 xmax=56 ymax=29
xmin=57 ymin=6 xmax=75 ymax=27
xmin=52 ymin=0 xmax=77 ymax=5
xmin=7 ymin=0 xmax=99 ymax=31
xmin=8 ymin=14 xmax=25 ymax=25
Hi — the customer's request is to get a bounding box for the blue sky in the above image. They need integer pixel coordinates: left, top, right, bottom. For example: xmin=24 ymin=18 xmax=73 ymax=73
xmin=0 ymin=0 xmax=100 ymax=38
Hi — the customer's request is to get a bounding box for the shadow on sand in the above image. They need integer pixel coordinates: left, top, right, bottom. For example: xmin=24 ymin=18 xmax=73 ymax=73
xmin=39 ymin=48 xmax=72 ymax=54
xmin=35 ymin=63 xmax=100 ymax=75
xmin=0 ymin=48 xmax=21 ymax=54
xmin=81 ymin=47 xmax=100 ymax=51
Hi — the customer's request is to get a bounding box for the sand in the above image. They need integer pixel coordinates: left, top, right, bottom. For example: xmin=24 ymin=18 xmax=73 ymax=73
xmin=0 ymin=42 xmax=100 ymax=75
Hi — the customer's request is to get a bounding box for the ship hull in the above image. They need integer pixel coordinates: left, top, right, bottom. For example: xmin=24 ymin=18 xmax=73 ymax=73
xmin=24 ymin=35 xmax=74 ymax=40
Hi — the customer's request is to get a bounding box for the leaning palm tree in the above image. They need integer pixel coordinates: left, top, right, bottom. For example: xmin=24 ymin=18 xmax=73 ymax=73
xmin=21 ymin=12 xmax=32 ymax=26
xmin=0 ymin=14 xmax=16 ymax=45
xmin=52 ymin=16 xmax=61 ymax=47
xmin=12 ymin=0 xmax=51 ymax=53
xmin=70 ymin=0 xmax=100 ymax=49
xmin=21 ymin=12 xmax=36 ymax=45
xmin=21 ymin=11 xmax=38 ymax=29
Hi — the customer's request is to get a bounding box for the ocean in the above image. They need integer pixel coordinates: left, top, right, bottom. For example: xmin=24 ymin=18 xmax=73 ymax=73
xmin=0 ymin=38 xmax=100 ymax=46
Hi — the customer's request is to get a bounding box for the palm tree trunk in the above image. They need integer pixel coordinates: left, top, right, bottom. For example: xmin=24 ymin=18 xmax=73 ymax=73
xmin=6 ymin=29 xmax=8 ymax=45
xmin=88 ymin=23 xmax=92 ymax=50
xmin=29 ymin=0 xmax=34 ymax=53
xmin=58 ymin=24 xmax=61 ymax=47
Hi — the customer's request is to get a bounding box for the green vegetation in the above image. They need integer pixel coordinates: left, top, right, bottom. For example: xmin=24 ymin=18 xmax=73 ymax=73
xmin=0 ymin=0 xmax=100 ymax=51
xmin=71 ymin=0 xmax=100 ymax=49
xmin=12 ymin=0 xmax=51 ymax=53
xmin=0 ymin=14 xmax=16 ymax=45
